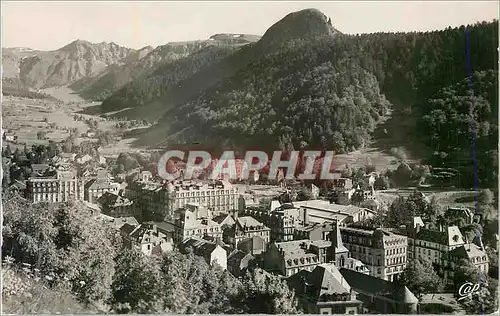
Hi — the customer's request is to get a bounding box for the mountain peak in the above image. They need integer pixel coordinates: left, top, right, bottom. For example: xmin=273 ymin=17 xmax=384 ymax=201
xmin=260 ymin=8 xmax=339 ymax=45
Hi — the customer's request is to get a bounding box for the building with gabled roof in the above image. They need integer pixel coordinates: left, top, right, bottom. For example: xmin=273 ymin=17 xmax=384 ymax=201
xmin=120 ymin=222 xmax=173 ymax=257
xmin=224 ymin=215 xmax=271 ymax=247
xmin=173 ymin=206 xmax=222 ymax=243
xmin=180 ymin=237 xmax=227 ymax=270
xmin=213 ymin=213 xmax=236 ymax=228
xmin=339 ymin=267 xmax=418 ymax=314
xmin=227 ymin=250 xmax=255 ymax=277
xmin=7 ymin=180 xmax=27 ymax=196
xmin=31 ymin=164 xmax=50 ymax=176
xmin=444 ymin=206 xmax=474 ymax=225
xmin=293 ymin=199 xmax=376 ymax=226
xmin=84 ymin=170 xmax=120 ymax=203
xmin=344 ymin=257 xmax=370 ymax=275
xmin=97 ymin=191 xmax=135 ymax=217
xmin=294 ymin=221 xmax=349 ymax=267
xmin=445 ymin=236 xmax=489 ymax=278
xmin=263 ymin=239 xmax=320 ymax=277
xmin=288 ymin=263 xmax=362 ymax=314
xmin=405 ymin=220 xmax=466 ymax=275
xmin=98 ymin=215 xmax=139 ymax=230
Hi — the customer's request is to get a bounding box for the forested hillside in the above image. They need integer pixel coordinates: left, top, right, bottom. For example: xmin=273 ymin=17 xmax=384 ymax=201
xmin=419 ymin=70 xmax=498 ymax=188
xmin=98 ymin=9 xmax=497 ymax=188
xmin=100 ymin=45 xmax=240 ymax=112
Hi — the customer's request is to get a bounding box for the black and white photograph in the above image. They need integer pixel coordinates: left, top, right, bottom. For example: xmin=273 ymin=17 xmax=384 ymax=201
xmin=1 ymin=1 xmax=499 ymax=314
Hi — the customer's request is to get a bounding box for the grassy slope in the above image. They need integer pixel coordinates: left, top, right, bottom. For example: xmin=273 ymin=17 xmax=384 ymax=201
xmin=2 ymin=265 xmax=99 ymax=314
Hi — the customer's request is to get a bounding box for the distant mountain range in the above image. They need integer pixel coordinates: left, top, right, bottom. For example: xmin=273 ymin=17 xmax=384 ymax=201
xmin=1 ymin=33 xmax=261 ymax=98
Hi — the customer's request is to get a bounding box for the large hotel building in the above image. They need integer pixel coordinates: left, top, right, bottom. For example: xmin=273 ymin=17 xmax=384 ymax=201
xmin=165 ymin=180 xmax=239 ymax=216
xmin=125 ymin=179 xmax=239 ymax=219
xmin=26 ymin=169 xmax=85 ymax=203
xmin=340 ymin=226 xmax=408 ymax=282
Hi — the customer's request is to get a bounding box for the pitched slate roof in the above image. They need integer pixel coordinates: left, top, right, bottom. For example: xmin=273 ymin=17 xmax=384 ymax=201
xmin=236 ymin=216 xmax=270 ymax=230
xmin=108 ymin=217 xmax=139 ymax=230
xmin=309 ymin=265 xmax=351 ymax=296
xmin=86 ymin=178 xmax=117 ymax=190
xmin=339 ymin=268 xmax=418 ymax=304
xmin=97 ymin=191 xmax=132 ymax=207
xmin=31 ymin=164 xmax=50 ymax=174
xmin=181 ymin=237 xmax=221 ymax=257
xmin=120 ymin=223 xmax=137 ymax=236
xmin=448 ymin=243 xmax=488 ymax=261
xmin=9 ymin=180 xmax=26 ymax=190
xmin=289 ymin=264 xmax=357 ymax=304
xmin=414 ymin=226 xmax=464 ymax=246
xmin=213 ymin=213 xmax=236 ymax=226
xmin=227 ymin=250 xmax=254 ymax=269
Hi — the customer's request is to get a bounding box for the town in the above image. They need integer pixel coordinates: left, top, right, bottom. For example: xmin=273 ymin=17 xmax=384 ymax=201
xmin=2 ymin=136 xmax=498 ymax=314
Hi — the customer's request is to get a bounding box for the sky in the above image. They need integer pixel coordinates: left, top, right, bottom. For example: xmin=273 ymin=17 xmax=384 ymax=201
xmin=2 ymin=1 xmax=498 ymax=51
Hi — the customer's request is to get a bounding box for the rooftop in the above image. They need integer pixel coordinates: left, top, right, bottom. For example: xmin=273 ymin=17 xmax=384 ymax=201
xmin=415 ymin=226 xmax=464 ymax=246
xmin=236 ymin=216 xmax=270 ymax=230
xmin=293 ymin=200 xmax=373 ymax=217
xmin=449 ymin=243 xmax=488 ymax=261
xmin=181 ymin=236 xmax=222 ymax=256
xmin=340 ymin=268 xmax=419 ymax=304
xmin=275 ymin=240 xmax=318 ymax=264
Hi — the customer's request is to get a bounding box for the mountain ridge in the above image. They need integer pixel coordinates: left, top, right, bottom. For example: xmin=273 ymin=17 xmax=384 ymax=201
xmin=2 ymin=34 xmax=261 ymax=99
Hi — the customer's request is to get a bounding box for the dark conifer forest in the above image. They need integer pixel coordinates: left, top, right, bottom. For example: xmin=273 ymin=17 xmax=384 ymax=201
xmin=99 ymin=11 xmax=497 ymax=188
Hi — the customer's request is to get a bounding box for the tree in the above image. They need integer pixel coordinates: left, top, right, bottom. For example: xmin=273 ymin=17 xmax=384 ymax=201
xmin=393 ymin=162 xmax=412 ymax=185
xmin=398 ymin=258 xmax=444 ymax=299
xmin=365 ymin=163 xmax=376 ymax=174
xmin=110 ymin=248 xmax=162 ymax=313
xmin=62 ymin=138 xmax=74 ymax=153
xmin=236 ymin=269 xmax=300 ymax=314
xmin=351 ymin=189 xmax=365 ymax=206
xmin=53 ymin=201 xmax=119 ymax=304
xmin=3 ymin=144 xmax=12 ymax=158
xmin=374 ymin=176 xmax=390 ymax=190
xmin=2 ymin=197 xmax=120 ymax=305
xmin=158 ymin=251 xmax=241 ymax=314
xmin=461 ymin=223 xmax=483 ymax=241
xmin=296 ymin=188 xmax=312 ymax=201
xmin=453 ymin=259 xmax=482 ymax=289
xmin=386 ymin=197 xmax=415 ymax=227
xmin=390 ymin=147 xmax=407 ymax=161
xmin=459 ymin=278 xmax=498 ymax=314
xmin=258 ymin=198 xmax=271 ymax=211
xmin=478 ymin=189 xmax=494 ymax=206
xmin=341 ymin=165 xmax=352 ymax=178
